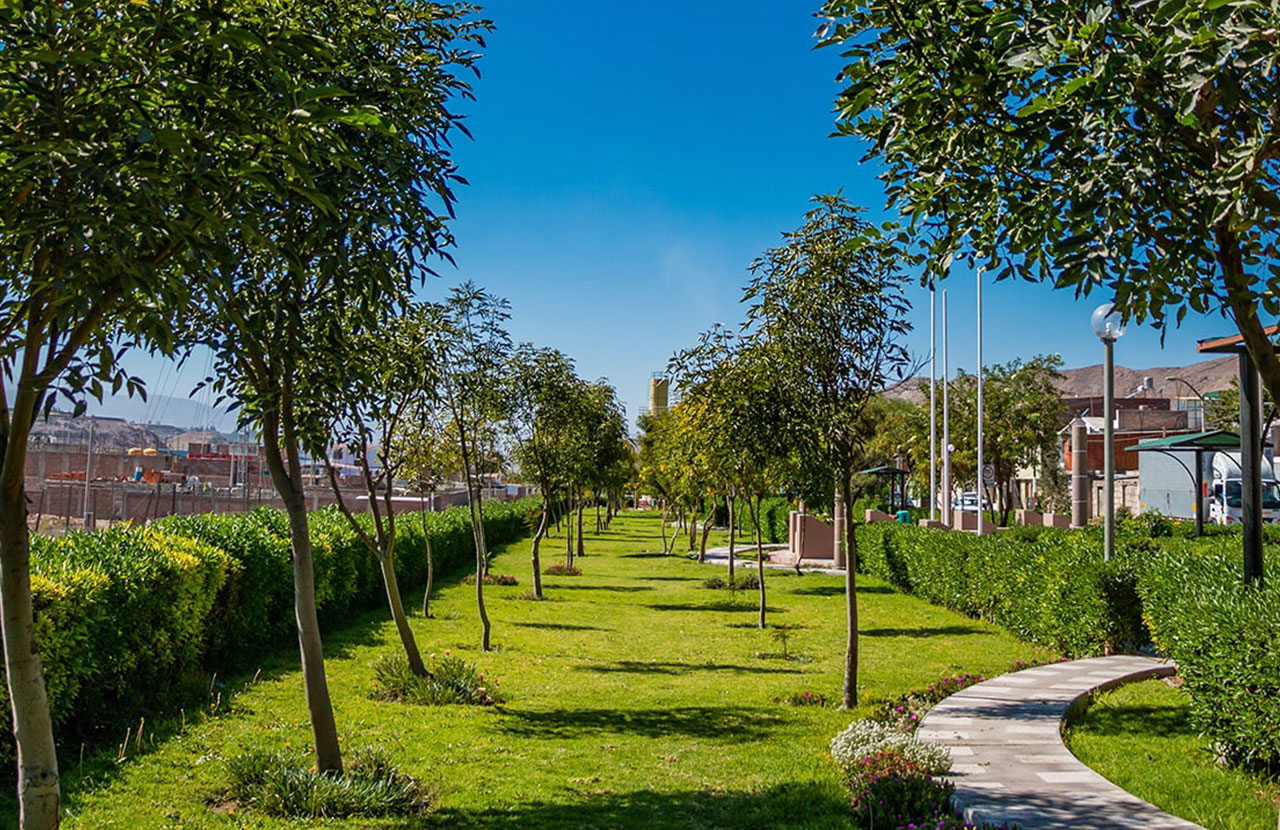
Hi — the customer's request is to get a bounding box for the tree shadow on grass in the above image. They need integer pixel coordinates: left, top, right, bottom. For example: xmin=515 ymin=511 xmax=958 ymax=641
xmin=542 ymin=584 xmax=653 ymax=592
xmin=789 ymin=584 xmax=895 ymax=597
xmin=860 ymin=625 xmax=987 ymax=638
xmin=1071 ymin=702 xmax=1193 ymax=739
xmin=498 ymin=705 xmax=785 ymax=741
xmin=648 ymin=602 xmax=786 ymax=614
xmin=425 ymin=782 xmax=854 ymax=830
xmin=573 ymin=660 xmax=802 ymax=676
xmin=637 ymin=575 xmax=698 ymax=582
xmin=512 ymin=621 xmax=610 ymax=632
xmin=620 ymin=552 xmax=675 ymax=559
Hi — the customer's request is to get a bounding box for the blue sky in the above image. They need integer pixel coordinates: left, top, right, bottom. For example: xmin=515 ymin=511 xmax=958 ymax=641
xmin=90 ymin=0 xmax=1236 ymax=431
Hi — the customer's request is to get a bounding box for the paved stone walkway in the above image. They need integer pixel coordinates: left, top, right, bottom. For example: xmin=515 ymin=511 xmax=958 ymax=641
xmin=699 ymin=544 xmax=843 ymax=575
xmin=916 ymin=655 xmax=1202 ymax=829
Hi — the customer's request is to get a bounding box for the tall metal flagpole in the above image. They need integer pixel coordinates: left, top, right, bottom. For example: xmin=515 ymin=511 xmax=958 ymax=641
xmin=976 ymin=268 xmax=985 ymax=535
xmin=942 ymin=289 xmax=951 ymax=527
xmin=929 ymin=286 xmax=937 ymax=522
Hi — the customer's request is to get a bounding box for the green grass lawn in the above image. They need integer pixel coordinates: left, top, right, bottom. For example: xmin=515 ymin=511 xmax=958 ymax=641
xmin=1065 ymin=679 xmax=1280 ymax=830
xmin=3 ymin=511 xmax=1054 ymax=829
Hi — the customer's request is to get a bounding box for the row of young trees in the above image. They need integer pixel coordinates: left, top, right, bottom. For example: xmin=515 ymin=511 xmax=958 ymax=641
xmin=640 ymin=194 xmax=916 ymax=709
xmin=0 ymin=2 xmax=612 ymax=826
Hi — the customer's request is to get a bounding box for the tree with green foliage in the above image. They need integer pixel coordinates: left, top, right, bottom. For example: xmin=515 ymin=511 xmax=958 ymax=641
xmin=820 ymin=0 xmax=1280 ymax=402
xmin=942 ymin=357 xmax=1067 ymax=525
xmin=431 ymin=285 xmax=512 ymax=652
xmin=315 ymin=305 xmax=442 ymax=676
xmin=672 ymin=334 xmax=787 ymax=627
xmin=508 ymin=345 xmax=581 ymax=598
xmin=1 ymin=0 xmax=485 ymax=820
xmin=196 ymin=0 xmax=488 ymax=778
xmin=744 ymin=194 xmax=913 ymax=708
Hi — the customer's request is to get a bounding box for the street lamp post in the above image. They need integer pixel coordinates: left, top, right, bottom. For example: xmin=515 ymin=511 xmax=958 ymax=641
xmin=1092 ymin=304 xmax=1126 ymax=562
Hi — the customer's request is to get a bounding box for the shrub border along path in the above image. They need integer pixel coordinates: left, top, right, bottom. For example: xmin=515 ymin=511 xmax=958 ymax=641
xmin=916 ymin=655 xmax=1202 ymax=830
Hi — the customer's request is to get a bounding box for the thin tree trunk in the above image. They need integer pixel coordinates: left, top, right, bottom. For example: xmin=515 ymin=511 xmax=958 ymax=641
xmin=841 ymin=475 xmax=859 ymax=710
xmin=689 ymin=507 xmax=698 ymax=551
xmin=420 ymin=494 xmax=434 ymax=618
xmin=1 ymin=465 xmax=61 ymax=829
xmin=727 ymin=494 xmax=736 ymax=583
xmin=749 ymin=494 xmax=767 ymax=629
xmin=595 ymin=497 xmax=601 ymax=534
xmin=576 ymin=498 xmax=584 ymax=559
xmin=378 ymin=552 xmax=426 ymax=675
xmin=795 ymin=502 xmax=806 ymax=576
xmin=279 ymin=483 xmax=343 ymax=772
xmin=566 ymin=493 xmax=575 ymax=568
xmin=697 ymin=496 xmax=715 ymax=563
xmin=531 ymin=497 xmax=549 ymax=598
xmin=659 ymin=501 xmax=669 ymax=554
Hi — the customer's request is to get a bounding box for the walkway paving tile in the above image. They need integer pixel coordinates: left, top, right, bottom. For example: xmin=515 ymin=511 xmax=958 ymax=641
xmin=917 ymin=655 xmax=1203 ymax=830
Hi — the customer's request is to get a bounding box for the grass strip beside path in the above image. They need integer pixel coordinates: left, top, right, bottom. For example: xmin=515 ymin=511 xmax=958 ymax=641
xmin=1065 ymin=679 xmax=1280 ymax=830
xmin=14 ymin=511 xmax=1053 ymax=829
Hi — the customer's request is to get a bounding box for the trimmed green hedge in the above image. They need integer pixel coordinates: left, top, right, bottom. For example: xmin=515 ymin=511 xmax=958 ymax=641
xmin=1137 ymin=536 xmax=1280 ymax=772
xmin=855 ymin=523 xmax=1145 ymax=657
xmin=854 ymin=521 xmax=1278 ymax=775
xmin=1 ymin=498 xmax=535 ymax=764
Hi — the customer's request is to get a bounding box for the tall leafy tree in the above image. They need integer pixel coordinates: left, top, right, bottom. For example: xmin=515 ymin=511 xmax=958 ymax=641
xmin=0 ymin=0 xmax=485 ymax=819
xmin=820 ymin=0 xmax=1280 ymax=399
xmin=198 ymin=0 xmax=489 ymax=776
xmin=508 ymin=345 xmax=580 ymax=598
xmin=314 ymin=305 xmax=441 ymax=676
xmin=744 ymin=194 xmax=913 ymax=708
xmin=431 ymin=284 xmax=511 ymax=652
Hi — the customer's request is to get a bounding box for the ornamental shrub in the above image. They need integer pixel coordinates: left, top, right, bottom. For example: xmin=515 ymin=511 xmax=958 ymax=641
xmin=855 ymin=524 xmax=1145 ymax=656
xmin=701 ymin=572 xmax=761 ymax=590
xmin=227 ymin=745 xmax=430 ymax=817
xmin=1 ymin=498 xmax=536 ymax=765
xmin=830 ymin=719 xmax=951 ymax=781
xmin=12 ymin=525 xmax=229 ymax=740
xmin=847 ymin=752 xmax=954 ymax=829
xmin=370 ymin=652 xmax=502 ymax=706
xmin=1137 ymin=537 xmax=1280 ymax=772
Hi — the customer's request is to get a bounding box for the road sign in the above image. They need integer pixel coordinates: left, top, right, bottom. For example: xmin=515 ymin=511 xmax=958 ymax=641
xmin=982 ymin=463 xmax=995 ymax=486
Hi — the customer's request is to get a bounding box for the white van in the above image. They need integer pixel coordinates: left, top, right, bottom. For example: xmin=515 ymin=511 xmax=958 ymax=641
xmin=1209 ymin=452 xmax=1280 ymax=525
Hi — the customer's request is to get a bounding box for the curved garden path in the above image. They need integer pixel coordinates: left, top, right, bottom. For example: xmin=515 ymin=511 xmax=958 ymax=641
xmin=916 ymin=655 xmax=1203 ymax=830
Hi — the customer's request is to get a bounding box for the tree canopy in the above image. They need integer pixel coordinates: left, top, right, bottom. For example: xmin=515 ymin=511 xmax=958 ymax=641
xmin=820 ymin=0 xmax=1280 ymax=398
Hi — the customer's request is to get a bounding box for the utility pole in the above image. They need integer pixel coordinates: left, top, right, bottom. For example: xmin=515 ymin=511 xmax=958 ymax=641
xmin=83 ymin=418 xmax=95 ymax=527
xmin=929 ymin=286 xmax=937 ymax=522
xmin=976 ymin=269 xmax=985 ymax=535
xmin=942 ymin=290 xmax=951 ymax=527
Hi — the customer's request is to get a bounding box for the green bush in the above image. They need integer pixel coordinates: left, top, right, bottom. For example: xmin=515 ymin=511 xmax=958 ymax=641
xmin=226 ymin=745 xmax=430 ymax=817
xmin=1137 ymin=537 xmax=1280 ymax=773
xmin=4 ymin=525 xmax=230 ymax=746
xmin=855 ymin=523 xmax=1145 ymax=656
xmin=370 ymin=652 xmax=502 ymax=706
xmin=1 ymin=498 xmax=536 ymax=765
xmin=701 ymin=572 xmax=761 ymax=590
xmin=855 ymin=521 xmax=1278 ymax=778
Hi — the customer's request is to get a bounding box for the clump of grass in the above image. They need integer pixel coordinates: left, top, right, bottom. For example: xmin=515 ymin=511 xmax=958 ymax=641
xmin=462 ymin=573 xmax=519 ymax=586
xmin=702 ymin=572 xmax=760 ymax=590
xmin=370 ymin=653 xmax=503 ymax=706
xmin=776 ymin=689 xmax=829 ymax=707
xmin=517 ymin=590 xmax=549 ymax=601
xmin=225 ymin=745 xmax=430 ymax=818
xmin=544 ymin=562 xmax=581 ymax=576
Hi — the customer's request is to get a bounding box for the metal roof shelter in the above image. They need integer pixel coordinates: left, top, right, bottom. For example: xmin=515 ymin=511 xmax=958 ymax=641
xmin=1197 ymin=329 xmax=1277 ymax=583
xmin=858 ymin=465 xmax=911 ymax=514
xmin=1130 ymin=430 xmax=1241 ymax=537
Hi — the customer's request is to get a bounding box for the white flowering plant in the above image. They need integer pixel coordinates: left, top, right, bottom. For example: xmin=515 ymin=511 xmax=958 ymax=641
xmin=829 ymin=718 xmax=951 ymax=780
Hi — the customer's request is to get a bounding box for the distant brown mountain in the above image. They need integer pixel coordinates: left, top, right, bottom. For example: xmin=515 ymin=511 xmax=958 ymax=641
xmin=884 ymin=355 xmax=1238 ymax=405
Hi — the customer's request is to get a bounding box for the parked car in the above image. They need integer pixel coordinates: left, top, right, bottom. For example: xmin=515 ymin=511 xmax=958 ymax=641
xmin=951 ymin=492 xmax=979 ymax=513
